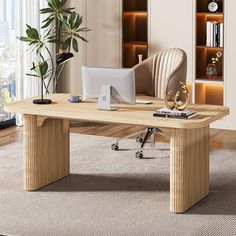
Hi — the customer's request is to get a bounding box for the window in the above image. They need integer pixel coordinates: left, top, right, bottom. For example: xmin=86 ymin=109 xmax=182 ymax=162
xmin=0 ymin=0 xmax=16 ymax=127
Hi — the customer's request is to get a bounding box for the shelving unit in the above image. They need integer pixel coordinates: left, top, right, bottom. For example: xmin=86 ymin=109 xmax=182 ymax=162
xmin=195 ymin=0 xmax=224 ymax=105
xmin=122 ymin=0 xmax=148 ymax=68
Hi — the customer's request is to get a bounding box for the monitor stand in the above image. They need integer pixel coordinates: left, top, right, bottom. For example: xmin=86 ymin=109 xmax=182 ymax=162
xmin=97 ymin=85 xmax=117 ymax=111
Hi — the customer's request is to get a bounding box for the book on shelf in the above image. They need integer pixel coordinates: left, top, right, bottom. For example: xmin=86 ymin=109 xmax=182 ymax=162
xmin=206 ymin=21 xmax=211 ymax=47
xmin=153 ymin=108 xmax=197 ymax=119
xmin=206 ymin=21 xmax=223 ymax=47
xmin=220 ymin=22 xmax=223 ymax=47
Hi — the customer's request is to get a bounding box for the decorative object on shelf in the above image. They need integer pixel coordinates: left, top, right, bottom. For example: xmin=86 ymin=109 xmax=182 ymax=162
xmin=208 ymin=0 xmax=219 ymax=12
xmin=206 ymin=63 xmax=217 ymax=79
xmin=138 ymin=54 xmax=143 ymax=64
xmin=165 ymin=82 xmax=189 ymax=111
xmin=206 ymin=51 xmax=222 ymax=79
xmin=212 ymin=51 xmax=222 ymax=63
xmin=18 ymin=0 xmax=90 ymax=100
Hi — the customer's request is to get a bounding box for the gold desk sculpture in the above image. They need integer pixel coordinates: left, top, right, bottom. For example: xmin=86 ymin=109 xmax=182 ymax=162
xmin=165 ymin=82 xmax=189 ymax=111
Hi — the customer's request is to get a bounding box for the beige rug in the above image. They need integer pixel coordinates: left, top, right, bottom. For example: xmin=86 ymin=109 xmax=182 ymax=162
xmin=0 ymin=133 xmax=236 ymax=236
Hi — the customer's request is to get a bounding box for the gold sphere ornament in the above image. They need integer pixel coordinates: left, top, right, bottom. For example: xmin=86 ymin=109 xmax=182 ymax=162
xmin=165 ymin=82 xmax=189 ymax=111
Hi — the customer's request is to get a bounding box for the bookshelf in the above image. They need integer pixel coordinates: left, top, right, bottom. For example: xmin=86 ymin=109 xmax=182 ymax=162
xmin=195 ymin=0 xmax=224 ymax=105
xmin=122 ymin=0 xmax=148 ymax=68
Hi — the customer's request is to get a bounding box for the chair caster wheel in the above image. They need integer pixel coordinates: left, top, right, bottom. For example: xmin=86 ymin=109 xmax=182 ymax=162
xmin=111 ymin=143 xmax=119 ymax=151
xmin=136 ymin=137 xmax=143 ymax=143
xmin=136 ymin=151 xmax=143 ymax=159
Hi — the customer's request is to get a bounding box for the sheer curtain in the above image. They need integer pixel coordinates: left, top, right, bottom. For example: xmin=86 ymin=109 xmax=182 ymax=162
xmin=15 ymin=0 xmax=55 ymax=126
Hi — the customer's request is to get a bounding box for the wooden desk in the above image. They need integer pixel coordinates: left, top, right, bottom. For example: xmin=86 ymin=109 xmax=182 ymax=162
xmin=5 ymin=94 xmax=229 ymax=213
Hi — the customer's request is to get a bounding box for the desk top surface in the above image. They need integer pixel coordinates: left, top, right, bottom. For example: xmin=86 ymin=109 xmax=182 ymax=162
xmin=4 ymin=94 xmax=229 ymax=129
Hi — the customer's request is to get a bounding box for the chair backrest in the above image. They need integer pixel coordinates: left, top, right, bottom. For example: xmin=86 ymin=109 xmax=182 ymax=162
xmin=153 ymin=48 xmax=187 ymax=99
xmin=133 ymin=48 xmax=187 ymax=98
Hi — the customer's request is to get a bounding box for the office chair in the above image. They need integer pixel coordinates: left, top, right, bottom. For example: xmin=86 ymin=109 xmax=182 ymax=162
xmin=111 ymin=48 xmax=187 ymax=159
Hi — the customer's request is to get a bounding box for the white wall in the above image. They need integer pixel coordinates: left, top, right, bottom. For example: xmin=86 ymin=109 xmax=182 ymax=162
xmin=86 ymin=0 xmax=122 ymax=67
xmin=60 ymin=0 xmax=122 ymax=94
xmin=148 ymin=0 xmax=194 ymax=82
xmin=59 ymin=0 xmax=87 ymax=94
xmin=223 ymin=0 xmax=236 ymax=129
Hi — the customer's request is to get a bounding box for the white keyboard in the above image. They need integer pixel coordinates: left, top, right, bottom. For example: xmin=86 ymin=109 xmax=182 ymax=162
xmin=136 ymin=99 xmax=153 ymax=104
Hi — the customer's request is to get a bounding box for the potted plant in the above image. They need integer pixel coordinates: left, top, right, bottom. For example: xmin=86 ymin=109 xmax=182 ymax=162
xmin=18 ymin=0 xmax=90 ymax=104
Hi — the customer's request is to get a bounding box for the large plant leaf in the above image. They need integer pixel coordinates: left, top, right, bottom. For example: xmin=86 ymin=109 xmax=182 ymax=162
xmin=47 ymin=1 xmax=54 ymax=9
xmin=63 ymin=8 xmax=75 ymax=14
xmin=50 ymin=0 xmax=59 ymax=9
xmin=60 ymin=0 xmax=67 ymax=7
xmin=38 ymin=61 xmax=49 ymax=78
xmin=44 ymin=28 xmax=53 ymax=39
xmin=75 ymin=34 xmax=88 ymax=43
xmin=42 ymin=17 xmax=54 ymax=28
xmin=29 ymin=41 xmax=38 ymax=46
xmin=62 ymin=38 xmax=71 ymax=50
xmin=72 ymin=38 xmax=78 ymax=52
xmin=39 ymin=8 xmax=54 ymax=14
xmin=26 ymin=27 xmax=40 ymax=40
xmin=17 ymin=36 xmax=35 ymax=42
xmin=26 ymin=73 xmax=40 ymax=78
xmin=74 ymin=15 xmax=83 ymax=28
xmin=76 ymin=27 xmax=91 ymax=32
xmin=69 ymin=12 xmax=77 ymax=26
xmin=42 ymin=15 xmax=54 ymax=23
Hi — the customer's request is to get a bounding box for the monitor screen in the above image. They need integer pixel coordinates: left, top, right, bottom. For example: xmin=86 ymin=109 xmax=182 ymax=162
xmin=82 ymin=66 xmax=136 ymax=104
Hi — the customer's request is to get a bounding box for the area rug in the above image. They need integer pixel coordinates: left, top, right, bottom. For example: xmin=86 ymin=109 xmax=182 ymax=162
xmin=0 ymin=134 xmax=236 ymax=236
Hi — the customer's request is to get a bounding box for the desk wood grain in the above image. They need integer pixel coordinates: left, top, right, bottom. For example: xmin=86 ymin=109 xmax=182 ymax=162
xmin=5 ymin=94 xmax=229 ymax=129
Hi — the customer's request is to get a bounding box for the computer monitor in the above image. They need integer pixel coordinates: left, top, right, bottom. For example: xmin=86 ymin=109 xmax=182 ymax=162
xmin=82 ymin=66 xmax=136 ymax=110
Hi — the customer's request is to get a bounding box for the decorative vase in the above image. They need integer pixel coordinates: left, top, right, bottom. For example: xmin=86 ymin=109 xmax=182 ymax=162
xmin=206 ymin=63 xmax=217 ymax=79
xmin=138 ymin=54 xmax=143 ymax=64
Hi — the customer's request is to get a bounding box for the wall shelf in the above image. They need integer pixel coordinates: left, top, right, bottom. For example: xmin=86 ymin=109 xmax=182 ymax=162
xmin=195 ymin=83 xmax=224 ymax=105
xmin=123 ymin=41 xmax=147 ymax=46
xmin=123 ymin=11 xmax=147 ymax=15
xmin=197 ymin=12 xmax=223 ymax=16
xmin=195 ymin=0 xmax=224 ymax=106
xmin=196 ymin=46 xmax=223 ymax=49
xmin=122 ymin=0 xmax=148 ymax=68
xmin=197 ymin=0 xmax=224 ymax=12
xmin=195 ymin=79 xmax=224 ymax=85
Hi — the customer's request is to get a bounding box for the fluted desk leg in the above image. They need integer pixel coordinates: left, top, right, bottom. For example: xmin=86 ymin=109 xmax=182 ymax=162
xmin=23 ymin=115 xmax=70 ymax=191
xmin=170 ymin=126 xmax=209 ymax=213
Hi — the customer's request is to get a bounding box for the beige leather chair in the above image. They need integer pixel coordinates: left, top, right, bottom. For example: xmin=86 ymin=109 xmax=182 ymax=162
xmin=134 ymin=48 xmax=187 ymax=98
xmin=111 ymin=48 xmax=187 ymax=159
